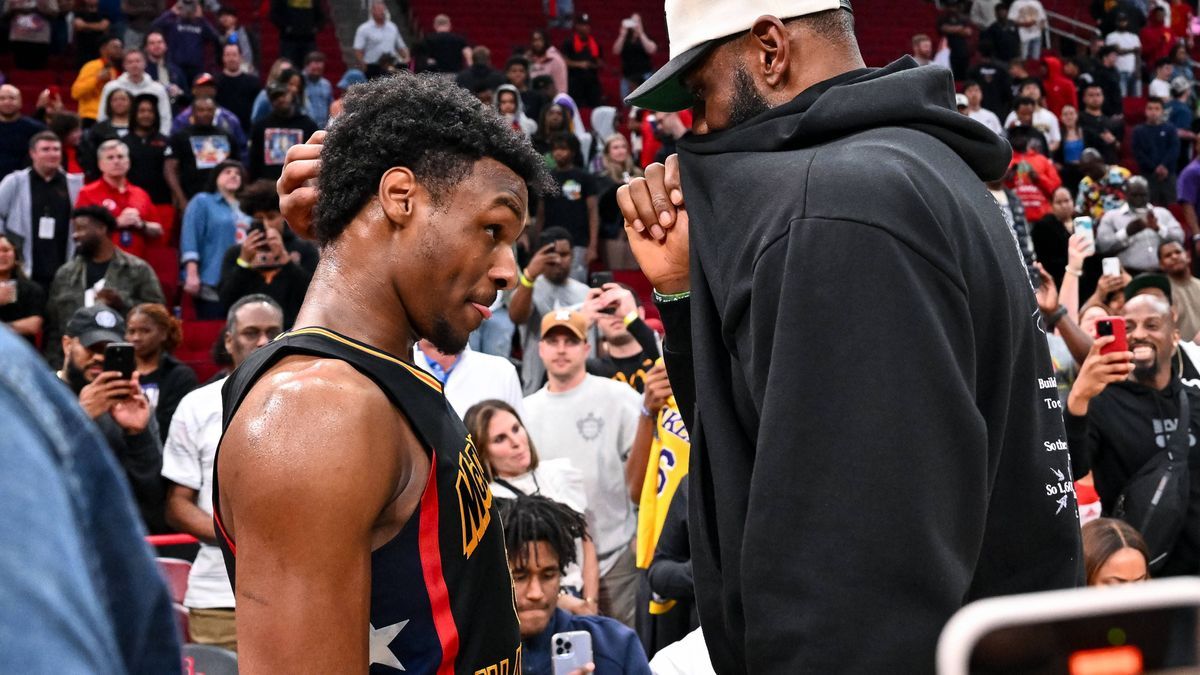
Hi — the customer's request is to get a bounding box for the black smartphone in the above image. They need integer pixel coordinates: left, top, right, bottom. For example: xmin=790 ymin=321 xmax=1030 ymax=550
xmin=537 ymin=231 xmax=562 ymax=252
xmin=591 ymin=271 xmax=614 ymax=288
xmin=103 ymin=342 xmax=135 ymax=380
xmin=248 ymin=219 xmax=270 ymax=252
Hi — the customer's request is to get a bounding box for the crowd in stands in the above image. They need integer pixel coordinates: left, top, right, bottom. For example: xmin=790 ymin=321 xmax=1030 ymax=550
xmin=926 ymin=0 xmax=1200 ymax=600
xmin=0 ymin=0 xmax=690 ymax=668
xmin=10 ymin=0 xmax=1200 ymax=669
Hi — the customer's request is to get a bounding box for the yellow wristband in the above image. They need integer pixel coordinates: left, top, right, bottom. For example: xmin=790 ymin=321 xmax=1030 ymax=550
xmin=236 ymin=257 xmax=251 ymax=269
xmin=519 ymin=269 xmax=534 ymax=288
xmin=622 ymin=309 xmax=638 ymax=327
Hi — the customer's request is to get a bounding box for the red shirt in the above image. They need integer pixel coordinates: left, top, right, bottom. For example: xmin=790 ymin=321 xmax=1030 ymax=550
xmin=76 ymin=178 xmax=156 ymax=258
xmin=1140 ymin=22 xmax=1175 ymax=70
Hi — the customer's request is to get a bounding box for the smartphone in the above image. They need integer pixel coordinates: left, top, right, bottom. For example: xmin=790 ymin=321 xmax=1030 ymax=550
xmin=537 ymin=231 xmax=563 ymax=252
xmin=247 ymin=219 xmax=270 ymax=252
xmin=551 ymin=630 xmax=593 ymax=675
xmin=103 ymin=342 xmax=135 ymax=380
xmin=1096 ymin=316 xmax=1128 ymax=356
xmin=1075 ymin=216 xmax=1095 ymax=256
xmin=938 ymin=577 xmax=1200 ymax=675
xmin=590 ymin=271 xmax=613 ymax=288
xmin=1102 ymin=257 xmax=1122 ymax=278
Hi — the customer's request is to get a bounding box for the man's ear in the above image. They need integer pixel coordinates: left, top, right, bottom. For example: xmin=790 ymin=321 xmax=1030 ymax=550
xmin=378 ymin=167 xmax=419 ymax=226
xmin=749 ymin=16 xmax=791 ymax=90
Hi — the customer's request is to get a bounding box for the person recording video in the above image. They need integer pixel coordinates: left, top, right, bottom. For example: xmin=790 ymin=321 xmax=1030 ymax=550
xmin=56 ymin=304 xmax=165 ymax=533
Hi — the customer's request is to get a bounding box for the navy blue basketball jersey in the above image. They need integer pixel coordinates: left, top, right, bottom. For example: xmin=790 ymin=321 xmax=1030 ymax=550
xmin=213 ymin=327 xmax=521 ymax=674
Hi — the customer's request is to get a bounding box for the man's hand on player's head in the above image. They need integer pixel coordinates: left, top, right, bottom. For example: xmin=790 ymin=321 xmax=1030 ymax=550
xmin=618 ymin=154 xmax=690 ymax=295
xmin=277 ymin=130 xmax=325 ymax=241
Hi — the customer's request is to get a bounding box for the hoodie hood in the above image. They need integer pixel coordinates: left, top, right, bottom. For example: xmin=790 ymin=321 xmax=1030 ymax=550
xmin=495 ymin=83 xmax=528 ymax=117
xmin=678 ymin=57 xmax=1011 ymax=182
xmin=1044 ymin=55 xmax=1064 ymax=80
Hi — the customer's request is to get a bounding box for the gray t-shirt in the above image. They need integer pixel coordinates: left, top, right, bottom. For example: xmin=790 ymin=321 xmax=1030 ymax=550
xmin=520 ymin=276 xmax=589 ymax=394
xmin=523 ymin=375 xmax=642 ymax=575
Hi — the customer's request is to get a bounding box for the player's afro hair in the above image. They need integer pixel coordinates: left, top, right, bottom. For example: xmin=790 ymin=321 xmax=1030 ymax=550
xmin=314 ymin=72 xmax=553 ymax=246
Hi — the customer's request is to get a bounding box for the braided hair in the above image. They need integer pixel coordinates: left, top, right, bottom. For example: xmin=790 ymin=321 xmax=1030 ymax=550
xmin=497 ymin=494 xmax=589 ymax=572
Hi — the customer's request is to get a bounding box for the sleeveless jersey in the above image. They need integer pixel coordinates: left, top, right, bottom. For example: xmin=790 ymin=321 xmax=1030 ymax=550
xmin=212 ymin=327 xmax=521 ymax=674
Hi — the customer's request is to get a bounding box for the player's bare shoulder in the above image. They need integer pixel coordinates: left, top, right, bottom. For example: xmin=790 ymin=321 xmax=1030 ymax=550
xmin=218 ymin=355 xmax=422 ymax=533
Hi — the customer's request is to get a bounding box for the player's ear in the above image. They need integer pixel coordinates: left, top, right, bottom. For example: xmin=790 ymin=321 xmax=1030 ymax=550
xmin=378 ymin=167 xmax=419 ymax=226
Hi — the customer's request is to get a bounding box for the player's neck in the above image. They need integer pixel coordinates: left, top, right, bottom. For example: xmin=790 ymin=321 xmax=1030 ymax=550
xmin=294 ymin=243 xmax=417 ymax=360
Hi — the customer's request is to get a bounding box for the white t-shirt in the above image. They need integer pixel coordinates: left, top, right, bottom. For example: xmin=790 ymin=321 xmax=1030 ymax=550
xmin=353 ymin=19 xmax=407 ymax=66
xmin=491 ymin=459 xmax=589 ymax=591
xmin=160 ymin=378 xmax=235 ymax=609
xmin=968 ymin=107 xmax=1004 ymax=135
xmin=1009 ymin=0 xmax=1046 ymax=42
xmin=523 ymin=375 xmax=642 ymax=575
xmin=1106 ymin=31 xmax=1142 ymax=74
xmin=1149 ymin=78 xmax=1172 ymax=99
xmin=1003 ymin=107 xmax=1061 ymax=146
xmin=413 ymin=345 xmax=525 ymax=421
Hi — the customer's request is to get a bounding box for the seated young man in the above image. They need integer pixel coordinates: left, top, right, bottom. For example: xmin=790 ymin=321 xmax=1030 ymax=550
xmin=499 ymin=494 xmax=651 ymax=675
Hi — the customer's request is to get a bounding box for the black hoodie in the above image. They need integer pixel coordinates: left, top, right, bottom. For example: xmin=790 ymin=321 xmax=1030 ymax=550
xmin=660 ymin=57 xmax=1082 ymax=673
xmin=1066 ymin=376 xmax=1200 ymax=577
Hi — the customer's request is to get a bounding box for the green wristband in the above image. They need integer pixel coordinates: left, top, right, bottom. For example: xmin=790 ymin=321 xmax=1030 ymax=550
xmin=652 ymin=289 xmax=691 ymax=303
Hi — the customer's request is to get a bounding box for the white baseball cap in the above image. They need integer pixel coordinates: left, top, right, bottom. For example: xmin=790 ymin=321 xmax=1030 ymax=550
xmin=626 ymin=0 xmax=853 ymax=112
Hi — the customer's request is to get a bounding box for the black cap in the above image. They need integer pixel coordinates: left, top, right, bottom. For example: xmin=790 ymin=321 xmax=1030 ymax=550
xmin=1124 ymin=273 xmax=1173 ymax=304
xmin=65 ymin=305 xmax=126 ymax=347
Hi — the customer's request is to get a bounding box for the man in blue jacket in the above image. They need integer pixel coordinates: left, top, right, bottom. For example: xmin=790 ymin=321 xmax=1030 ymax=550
xmin=1133 ymin=97 xmax=1182 ymax=206
xmin=500 ymin=495 xmax=651 ymax=675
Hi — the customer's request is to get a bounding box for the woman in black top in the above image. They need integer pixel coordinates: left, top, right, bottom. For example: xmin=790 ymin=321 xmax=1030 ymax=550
xmin=0 ymin=234 xmax=46 ymax=344
xmin=126 ymin=303 xmax=198 ymax=441
xmin=1031 ymin=186 xmax=1076 ymax=290
xmin=124 ymin=94 xmax=173 ymax=207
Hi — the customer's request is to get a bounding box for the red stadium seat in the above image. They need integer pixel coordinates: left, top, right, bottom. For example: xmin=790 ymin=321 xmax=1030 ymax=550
xmin=157 ymin=557 xmax=191 ymax=604
xmin=177 ymin=320 xmax=226 ymax=383
xmin=173 ymin=603 xmax=190 ymax=645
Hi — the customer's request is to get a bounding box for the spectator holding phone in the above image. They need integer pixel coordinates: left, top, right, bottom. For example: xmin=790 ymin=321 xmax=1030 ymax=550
xmin=126 ymin=302 xmax=197 ymax=442
xmin=56 ymin=304 xmax=167 ymax=533
xmin=499 ymin=494 xmax=651 ymax=675
xmin=509 ymin=226 xmax=589 ymax=394
xmin=180 ymin=160 xmax=248 ymax=318
xmin=613 ymin=14 xmax=657 ymax=101
xmin=1066 ymin=293 xmax=1200 ymax=576
xmin=216 ymin=201 xmax=311 ymax=328
xmin=1097 ymin=176 xmax=1184 ymax=274
xmin=583 ymin=283 xmax=660 ymax=393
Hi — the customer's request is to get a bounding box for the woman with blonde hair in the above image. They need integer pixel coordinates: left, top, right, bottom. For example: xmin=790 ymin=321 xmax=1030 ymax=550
xmin=594 ymin=134 xmax=643 ymax=270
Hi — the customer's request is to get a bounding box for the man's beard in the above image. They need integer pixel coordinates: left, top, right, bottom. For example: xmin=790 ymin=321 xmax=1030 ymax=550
xmin=728 ymin=66 xmax=771 ymax=129
xmin=65 ymin=357 xmax=92 ymax=394
xmin=427 ymin=315 xmax=468 ymax=356
xmin=77 ymin=236 xmax=100 ymax=259
xmin=1132 ymin=343 xmax=1161 ymax=385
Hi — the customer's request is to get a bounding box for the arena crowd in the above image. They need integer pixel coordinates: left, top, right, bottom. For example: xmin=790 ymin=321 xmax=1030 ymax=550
xmin=1 ymin=0 xmax=1199 ymax=672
